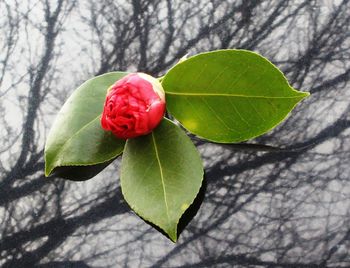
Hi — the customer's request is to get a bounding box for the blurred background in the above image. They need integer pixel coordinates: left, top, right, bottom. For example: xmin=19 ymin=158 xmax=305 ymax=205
xmin=0 ymin=0 xmax=350 ymax=267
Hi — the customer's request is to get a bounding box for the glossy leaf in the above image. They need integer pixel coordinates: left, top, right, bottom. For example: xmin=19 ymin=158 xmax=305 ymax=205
xmin=45 ymin=72 xmax=128 ymax=177
xmin=162 ymin=49 xmax=310 ymax=143
xmin=121 ymin=119 xmax=204 ymax=242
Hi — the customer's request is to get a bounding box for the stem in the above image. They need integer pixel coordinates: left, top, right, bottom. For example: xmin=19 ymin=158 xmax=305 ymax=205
xmin=158 ymin=75 xmax=165 ymax=82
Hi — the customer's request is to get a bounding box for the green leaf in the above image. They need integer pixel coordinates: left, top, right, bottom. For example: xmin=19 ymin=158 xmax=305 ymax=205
xmin=121 ymin=119 xmax=204 ymax=242
xmin=45 ymin=72 xmax=128 ymax=177
xmin=162 ymin=49 xmax=310 ymax=143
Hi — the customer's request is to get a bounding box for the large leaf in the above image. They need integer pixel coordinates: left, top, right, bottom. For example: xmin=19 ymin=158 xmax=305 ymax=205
xmin=121 ymin=119 xmax=204 ymax=242
xmin=45 ymin=72 xmax=128 ymax=177
xmin=162 ymin=49 xmax=310 ymax=143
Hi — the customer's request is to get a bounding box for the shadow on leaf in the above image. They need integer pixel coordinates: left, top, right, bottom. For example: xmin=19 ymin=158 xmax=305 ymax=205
xmin=139 ymin=176 xmax=207 ymax=242
xmin=50 ymin=160 xmax=115 ymax=181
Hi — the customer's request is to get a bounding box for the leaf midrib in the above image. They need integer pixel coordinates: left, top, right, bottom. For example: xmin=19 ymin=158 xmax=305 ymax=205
xmin=151 ymin=132 xmax=171 ymax=226
xmin=166 ymin=91 xmax=306 ymax=99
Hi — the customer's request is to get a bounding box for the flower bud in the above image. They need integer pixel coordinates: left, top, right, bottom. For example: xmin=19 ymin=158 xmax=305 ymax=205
xmin=101 ymin=73 xmax=166 ymax=139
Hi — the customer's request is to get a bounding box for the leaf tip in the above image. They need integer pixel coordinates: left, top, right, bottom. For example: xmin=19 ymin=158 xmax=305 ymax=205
xmin=291 ymin=88 xmax=310 ymax=101
xmin=301 ymin=91 xmax=311 ymax=98
xmin=297 ymin=91 xmax=310 ymax=103
xmin=44 ymin=163 xmax=52 ymax=177
xmin=169 ymin=232 xmax=178 ymax=243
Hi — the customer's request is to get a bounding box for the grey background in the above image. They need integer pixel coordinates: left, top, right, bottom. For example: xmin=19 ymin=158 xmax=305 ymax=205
xmin=0 ymin=0 xmax=349 ymax=267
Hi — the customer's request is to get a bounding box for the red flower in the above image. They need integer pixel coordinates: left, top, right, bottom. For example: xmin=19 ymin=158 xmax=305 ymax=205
xmin=101 ymin=73 xmax=166 ymax=139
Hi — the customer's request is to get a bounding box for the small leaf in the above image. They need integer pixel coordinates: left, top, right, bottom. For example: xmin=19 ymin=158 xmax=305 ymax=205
xmin=121 ymin=119 xmax=204 ymax=242
xmin=45 ymin=72 xmax=128 ymax=177
xmin=162 ymin=49 xmax=310 ymax=143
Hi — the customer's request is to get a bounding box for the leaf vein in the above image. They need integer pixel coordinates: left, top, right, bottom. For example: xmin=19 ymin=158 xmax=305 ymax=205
xmin=205 ymin=66 xmax=230 ymax=90
xmin=200 ymin=97 xmax=241 ymax=133
xmin=151 ymin=132 xmax=171 ymax=225
xmin=247 ymin=99 xmax=266 ymax=122
xmin=165 ymin=92 xmax=303 ymax=99
xmin=228 ymin=98 xmax=251 ymax=127
xmin=227 ymin=65 xmax=251 ymax=89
